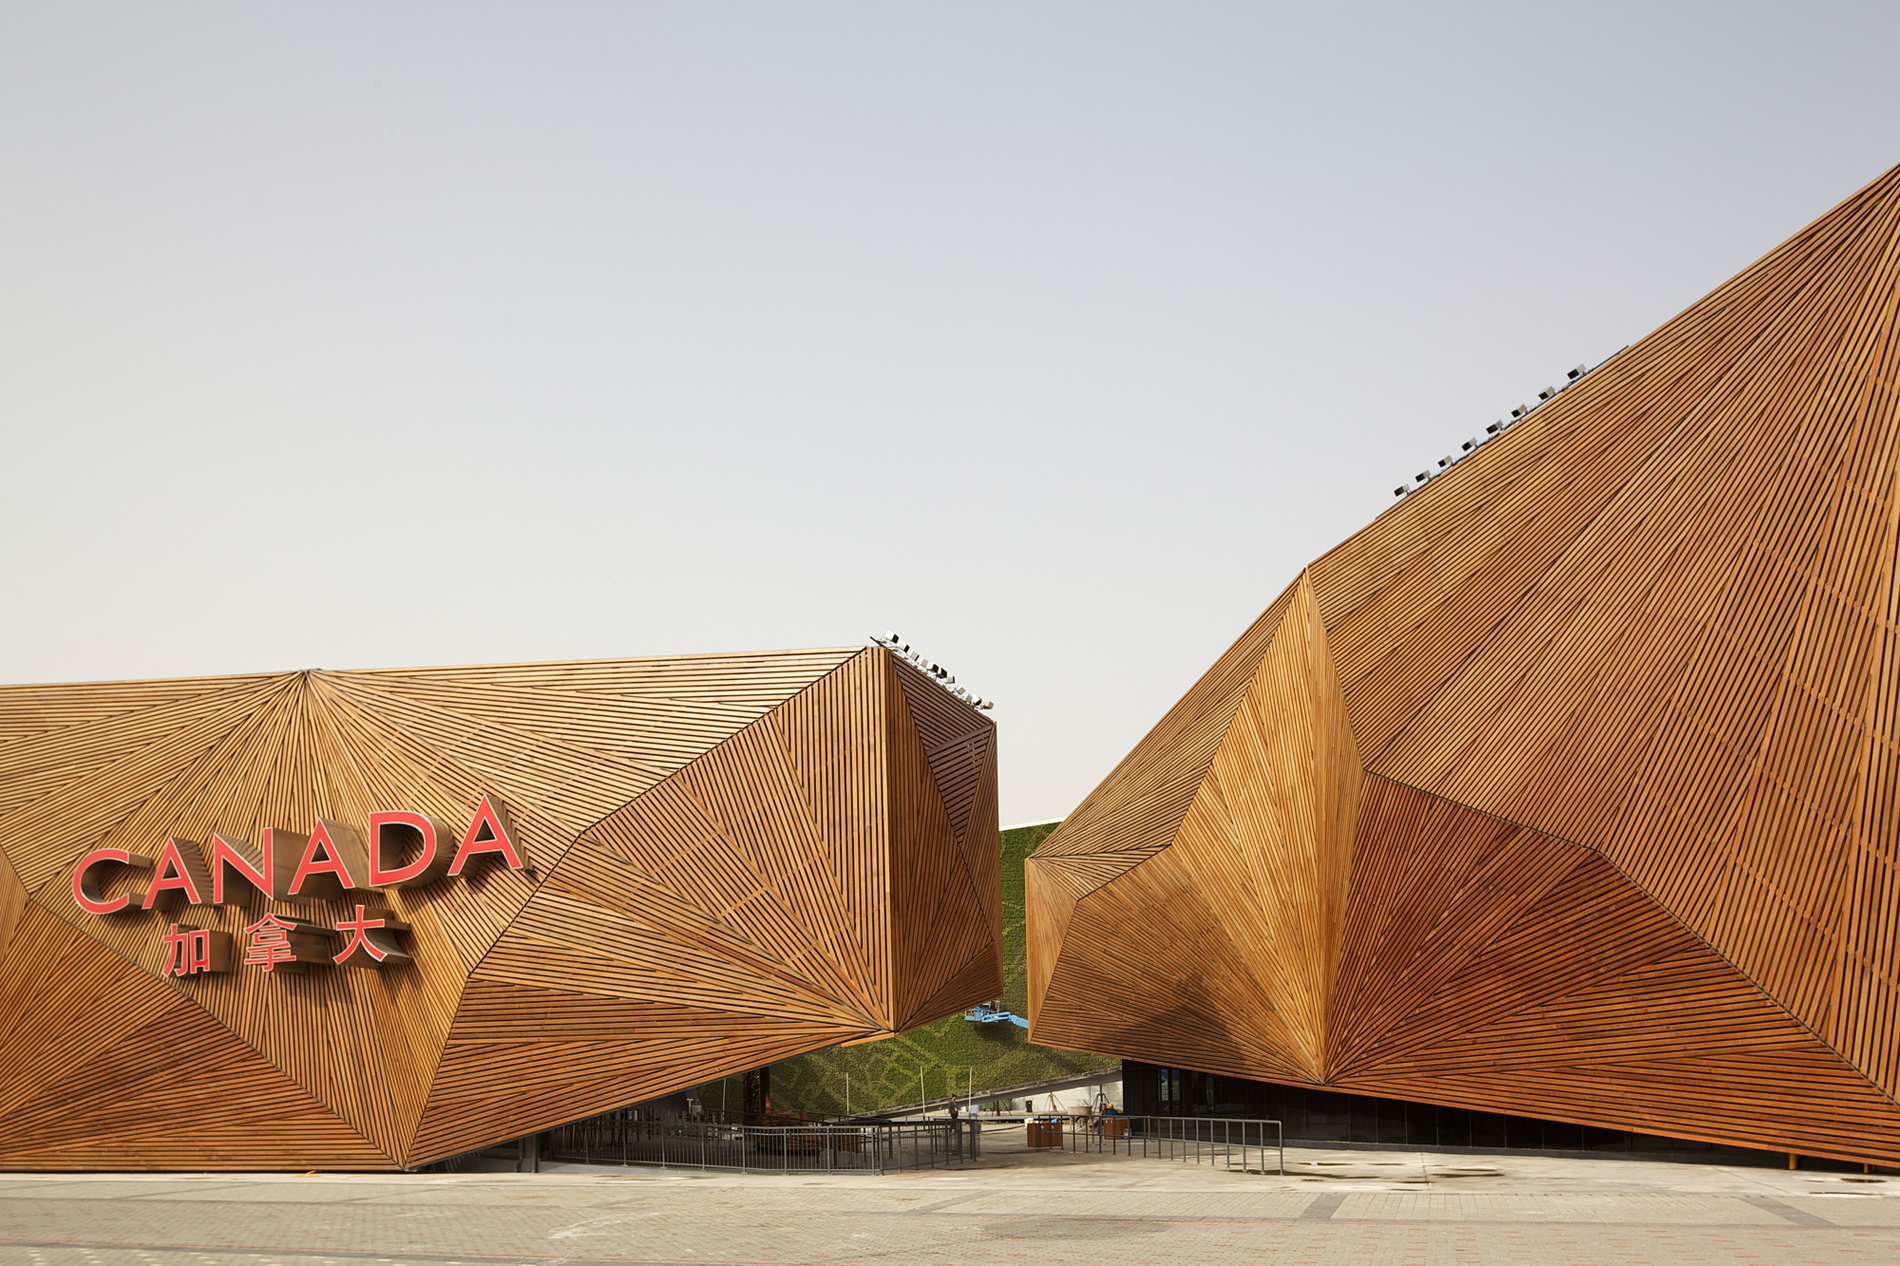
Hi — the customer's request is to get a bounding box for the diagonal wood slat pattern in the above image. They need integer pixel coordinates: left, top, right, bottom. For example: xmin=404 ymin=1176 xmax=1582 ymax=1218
xmin=0 ymin=645 xmax=998 ymax=1170
xmin=1029 ymin=161 xmax=1900 ymax=1168
xmin=886 ymin=659 xmax=999 ymax=1031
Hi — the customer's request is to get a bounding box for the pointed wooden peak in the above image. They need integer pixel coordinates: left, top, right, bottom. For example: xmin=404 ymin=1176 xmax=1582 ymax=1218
xmin=1033 ymin=581 xmax=1305 ymax=864
xmin=1311 ymin=158 xmax=1900 ymax=779
xmin=1029 ymin=579 xmax=1365 ymax=1060
xmin=1288 ymin=161 xmax=1900 ymax=1099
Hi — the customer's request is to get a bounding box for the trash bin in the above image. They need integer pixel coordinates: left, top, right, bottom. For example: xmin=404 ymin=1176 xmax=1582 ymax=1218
xmin=1027 ymin=1115 xmax=1064 ymax=1150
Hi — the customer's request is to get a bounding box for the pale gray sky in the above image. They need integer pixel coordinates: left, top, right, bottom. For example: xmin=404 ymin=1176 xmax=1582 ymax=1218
xmin=3 ymin=2 xmax=1897 ymax=825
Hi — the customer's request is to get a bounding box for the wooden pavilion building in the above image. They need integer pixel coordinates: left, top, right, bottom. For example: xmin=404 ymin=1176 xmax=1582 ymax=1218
xmin=0 ymin=645 xmax=999 ymax=1169
xmin=1027 ymin=161 xmax=1900 ymax=1167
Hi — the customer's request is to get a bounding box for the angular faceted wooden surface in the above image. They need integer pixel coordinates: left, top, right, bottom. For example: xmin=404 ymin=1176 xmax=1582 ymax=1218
xmin=0 ymin=646 xmax=999 ymax=1169
xmin=1029 ymin=161 xmax=1900 ymax=1167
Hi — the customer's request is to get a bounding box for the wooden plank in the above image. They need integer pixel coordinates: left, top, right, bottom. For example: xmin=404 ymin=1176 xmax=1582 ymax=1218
xmin=884 ymin=656 xmax=1000 ymax=1030
xmin=0 ymin=644 xmax=998 ymax=1168
xmin=1028 ymin=161 xmax=1900 ymax=1169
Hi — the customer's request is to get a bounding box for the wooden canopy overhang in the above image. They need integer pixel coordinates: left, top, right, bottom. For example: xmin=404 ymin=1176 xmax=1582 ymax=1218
xmin=0 ymin=645 xmax=999 ymax=1169
xmin=1029 ymin=161 xmax=1900 ymax=1168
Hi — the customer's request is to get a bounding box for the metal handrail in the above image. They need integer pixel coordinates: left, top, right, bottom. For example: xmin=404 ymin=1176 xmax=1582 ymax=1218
xmin=1061 ymin=1114 xmax=1284 ymax=1174
xmin=546 ymin=1113 xmax=977 ymax=1175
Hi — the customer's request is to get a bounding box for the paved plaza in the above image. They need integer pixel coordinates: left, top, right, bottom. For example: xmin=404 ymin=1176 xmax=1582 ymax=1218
xmin=2 ymin=1133 xmax=1897 ymax=1265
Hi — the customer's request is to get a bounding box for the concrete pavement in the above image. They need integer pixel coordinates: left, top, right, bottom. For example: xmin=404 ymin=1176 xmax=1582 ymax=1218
xmin=2 ymin=1132 xmax=1896 ymax=1264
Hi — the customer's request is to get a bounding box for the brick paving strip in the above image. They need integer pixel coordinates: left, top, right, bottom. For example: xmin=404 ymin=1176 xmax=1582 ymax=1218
xmin=0 ymin=1151 xmax=1896 ymax=1266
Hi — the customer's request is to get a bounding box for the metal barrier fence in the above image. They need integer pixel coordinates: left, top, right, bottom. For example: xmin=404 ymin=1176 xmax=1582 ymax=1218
xmin=547 ymin=1114 xmax=976 ymax=1175
xmin=1062 ymin=1115 xmax=1284 ymax=1175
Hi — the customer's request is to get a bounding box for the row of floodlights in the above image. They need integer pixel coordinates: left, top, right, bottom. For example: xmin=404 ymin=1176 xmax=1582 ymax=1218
xmin=870 ymin=633 xmax=994 ymax=710
xmin=1394 ymin=360 xmax=1593 ymax=498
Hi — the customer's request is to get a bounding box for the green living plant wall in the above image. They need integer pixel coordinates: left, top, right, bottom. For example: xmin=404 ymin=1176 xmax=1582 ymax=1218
xmin=698 ymin=823 xmax=1113 ymax=1118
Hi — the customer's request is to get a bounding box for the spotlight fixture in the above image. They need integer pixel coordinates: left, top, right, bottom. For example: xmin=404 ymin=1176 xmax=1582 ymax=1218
xmin=868 ymin=633 xmax=991 ymax=711
xmin=1391 ymin=350 xmax=1621 ymax=504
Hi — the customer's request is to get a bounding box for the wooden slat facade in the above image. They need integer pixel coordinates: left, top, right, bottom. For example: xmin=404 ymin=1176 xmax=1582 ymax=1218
xmin=1028 ymin=161 xmax=1900 ymax=1167
xmin=0 ymin=646 xmax=999 ymax=1170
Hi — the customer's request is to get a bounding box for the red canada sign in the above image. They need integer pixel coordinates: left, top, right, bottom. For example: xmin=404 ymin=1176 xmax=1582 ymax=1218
xmin=70 ymin=795 xmax=527 ymax=977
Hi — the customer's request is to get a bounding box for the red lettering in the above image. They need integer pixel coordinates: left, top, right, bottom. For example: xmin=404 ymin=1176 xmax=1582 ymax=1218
xmin=142 ymin=838 xmax=212 ymax=909
xmin=210 ymin=831 xmax=288 ymax=904
xmin=243 ymin=913 xmax=300 ymax=972
xmin=367 ymin=811 xmax=453 ymax=888
xmin=333 ymin=903 xmax=412 ymax=967
xmin=288 ymin=819 xmax=369 ymax=898
xmin=72 ymin=848 xmax=154 ymax=915
xmin=161 ymin=923 xmax=231 ymax=975
xmin=334 ymin=905 xmax=386 ymax=965
xmin=160 ymin=923 xmax=191 ymax=975
xmin=188 ymin=928 xmax=217 ymax=973
xmin=449 ymin=795 xmax=528 ymax=876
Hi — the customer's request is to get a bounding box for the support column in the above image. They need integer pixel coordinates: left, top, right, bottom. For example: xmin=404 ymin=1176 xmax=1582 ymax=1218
xmin=742 ymin=1065 xmax=771 ymax=1124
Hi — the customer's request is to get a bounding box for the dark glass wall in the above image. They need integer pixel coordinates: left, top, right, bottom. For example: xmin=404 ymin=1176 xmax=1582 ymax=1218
xmin=1122 ymin=1061 xmax=1783 ymax=1162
